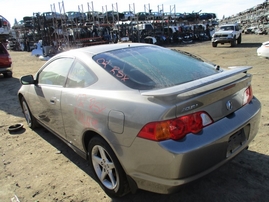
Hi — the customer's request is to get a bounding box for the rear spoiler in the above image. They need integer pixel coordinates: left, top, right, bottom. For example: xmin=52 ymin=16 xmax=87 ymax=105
xmin=141 ymin=66 xmax=252 ymax=97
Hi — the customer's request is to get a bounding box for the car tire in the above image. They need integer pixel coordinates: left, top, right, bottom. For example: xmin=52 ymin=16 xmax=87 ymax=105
xmin=88 ymin=136 xmax=130 ymax=197
xmin=212 ymin=42 xmax=217 ymax=47
xmin=237 ymin=34 xmax=242 ymax=44
xmin=3 ymin=72 xmax=12 ymax=78
xmin=21 ymin=97 xmax=39 ymax=129
xmin=231 ymin=37 xmax=236 ymax=47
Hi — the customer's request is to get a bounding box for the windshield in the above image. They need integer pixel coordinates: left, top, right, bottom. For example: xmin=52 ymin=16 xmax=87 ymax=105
xmin=93 ymin=46 xmax=219 ymax=90
xmin=220 ymin=26 xmax=234 ymax=31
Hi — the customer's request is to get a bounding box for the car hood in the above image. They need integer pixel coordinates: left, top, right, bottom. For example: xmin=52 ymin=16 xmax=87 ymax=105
xmin=215 ymin=30 xmax=233 ymax=34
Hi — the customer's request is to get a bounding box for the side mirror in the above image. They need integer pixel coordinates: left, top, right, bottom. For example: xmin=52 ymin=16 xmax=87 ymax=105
xmin=20 ymin=75 xmax=35 ymax=85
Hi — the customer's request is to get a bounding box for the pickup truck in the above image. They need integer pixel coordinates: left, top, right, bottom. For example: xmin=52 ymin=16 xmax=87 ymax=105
xmin=211 ymin=23 xmax=242 ymax=47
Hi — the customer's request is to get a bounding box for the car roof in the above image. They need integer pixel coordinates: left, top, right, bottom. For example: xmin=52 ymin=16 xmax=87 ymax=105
xmin=59 ymin=43 xmax=151 ymax=56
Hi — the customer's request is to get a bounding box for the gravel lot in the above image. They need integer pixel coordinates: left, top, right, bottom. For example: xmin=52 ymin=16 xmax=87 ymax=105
xmin=1 ymin=34 xmax=269 ymax=202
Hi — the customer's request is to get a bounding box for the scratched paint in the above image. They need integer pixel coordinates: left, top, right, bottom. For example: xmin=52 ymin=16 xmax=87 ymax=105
xmin=73 ymin=94 xmax=107 ymax=128
xmin=74 ymin=107 xmax=98 ymax=128
xmin=109 ymin=66 xmax=129 ymax=81
xmin=96 ymin=58 xmax=129 ymax=82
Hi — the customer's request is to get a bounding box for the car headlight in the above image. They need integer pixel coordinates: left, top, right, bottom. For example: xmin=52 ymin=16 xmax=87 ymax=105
xmin=227 ymin=33 xmax=234 ymax=38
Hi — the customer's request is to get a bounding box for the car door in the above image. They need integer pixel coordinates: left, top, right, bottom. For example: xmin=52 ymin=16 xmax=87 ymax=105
xmin=60 ymin=59 xmax=98 ymax=150
xmin=28 ymin=57 xmax=74 ymax=137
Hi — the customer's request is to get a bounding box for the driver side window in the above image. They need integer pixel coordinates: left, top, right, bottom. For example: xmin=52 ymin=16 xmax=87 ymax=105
xmin=38 ymin=58 xmax=74 ymax=86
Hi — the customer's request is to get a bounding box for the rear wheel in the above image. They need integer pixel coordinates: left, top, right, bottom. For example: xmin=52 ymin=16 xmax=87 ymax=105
xmin=237 ymin=34 xmax=242 ymax=44
xmin=3 ymin=72 xmax=12 ymax=78
xmin=21 ymin=97 xmax=39 ymax=129
xmin=88 ymin=136 xmax=130 ymax=197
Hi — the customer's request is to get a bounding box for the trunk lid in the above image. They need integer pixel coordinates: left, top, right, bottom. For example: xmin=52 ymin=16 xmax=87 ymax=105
xmin=142 ymin=66 xmax=252 ymax=121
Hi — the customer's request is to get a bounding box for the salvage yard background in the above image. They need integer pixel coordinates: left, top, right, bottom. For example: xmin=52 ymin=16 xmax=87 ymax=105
xmin=1 ymin=34 xmax=269 ymax=201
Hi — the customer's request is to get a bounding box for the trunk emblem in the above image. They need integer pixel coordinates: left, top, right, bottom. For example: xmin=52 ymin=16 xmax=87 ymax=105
xmin=226 ymin=100 xmax=233 ymax=111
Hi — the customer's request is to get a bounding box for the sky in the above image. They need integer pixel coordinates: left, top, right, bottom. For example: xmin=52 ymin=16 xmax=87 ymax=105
xmin=0 ymin=0 xmax=264 ymax=25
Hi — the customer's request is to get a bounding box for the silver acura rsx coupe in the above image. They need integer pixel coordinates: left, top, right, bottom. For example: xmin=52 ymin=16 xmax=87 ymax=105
xmin=18 ymin=43 xmax=261 ymax=197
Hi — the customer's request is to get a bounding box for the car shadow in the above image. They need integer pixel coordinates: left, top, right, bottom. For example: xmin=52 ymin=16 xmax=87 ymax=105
xmin=212 ymin=42 xmax=262 ymax=48
xmin=0 ymin=75 xmax=24 ymax=118
xmin=33 ymin=127 xmax=269 ymax=202
xmin=237 ymin=42 xmax=263 ymax=48
xmin=34 ymin=127 xmax=96 ymax=177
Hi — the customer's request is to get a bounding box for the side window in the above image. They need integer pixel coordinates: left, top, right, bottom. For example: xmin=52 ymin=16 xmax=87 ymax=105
xmin=38 ymin=57 xmax=74 ymax=86
xmin=66 ymin=60 xmax=96 ymax=88
xmin=235 ymin=26 xmax=240 ymax=31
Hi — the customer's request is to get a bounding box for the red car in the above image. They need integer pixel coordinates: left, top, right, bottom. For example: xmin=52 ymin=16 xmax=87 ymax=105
xmin=0 ymin=42 xmax=12 ymax=77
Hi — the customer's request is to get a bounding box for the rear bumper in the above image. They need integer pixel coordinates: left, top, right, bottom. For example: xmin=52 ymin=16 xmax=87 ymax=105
xmin=0 ymin=66 xmax=12 ymax=74
xmin=124 ymin=97 xmax=261 ymax=194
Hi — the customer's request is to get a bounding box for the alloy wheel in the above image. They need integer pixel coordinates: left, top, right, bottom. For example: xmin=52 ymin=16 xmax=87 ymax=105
xmin=91 ymin=145 xmax=119 ymax=190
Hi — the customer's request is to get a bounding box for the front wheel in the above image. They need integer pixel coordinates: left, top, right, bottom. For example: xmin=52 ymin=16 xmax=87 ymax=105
xmin=231 ymin=37 xmax=236 ymax=47
xmin=21 ymin=97 xmax=39 ymax=129
xmin=88 ymin=136 xmax=130 ymax=197
xmin=212 ymin=42 xmax=217 ymax=47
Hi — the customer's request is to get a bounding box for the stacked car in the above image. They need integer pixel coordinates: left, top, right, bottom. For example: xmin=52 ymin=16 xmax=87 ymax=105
xmin=0 ymin=15 xmax=10 ymax=42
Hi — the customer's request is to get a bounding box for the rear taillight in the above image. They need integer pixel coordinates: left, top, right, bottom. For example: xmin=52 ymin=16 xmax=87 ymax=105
xmin=243 ymin=86 xmax=253 ymax=105
xmin=8 ymin=55 xmax=12 ymax=63
xmin=137 ymin=111 xmax=213 ymax=141
xmin=0 ymin=55 xmax=12 ymax=67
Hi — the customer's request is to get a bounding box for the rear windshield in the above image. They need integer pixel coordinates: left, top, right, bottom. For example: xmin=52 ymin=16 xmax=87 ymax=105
xmin=93 ymin=46 xmax=218 ymax=90
xmin=0 ymin=43 xmax=8 ymax=54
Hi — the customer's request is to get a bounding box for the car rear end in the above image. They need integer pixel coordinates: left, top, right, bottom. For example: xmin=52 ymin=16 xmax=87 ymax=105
xmin=125 ymin=68 xmax=260 ymax=194
xmin=92 ymin=44 xmax=261 ymax=194
xmin=0 ymin=42 xmax=12 ymax=77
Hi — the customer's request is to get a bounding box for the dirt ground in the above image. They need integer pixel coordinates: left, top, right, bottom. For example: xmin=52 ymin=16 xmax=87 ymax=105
xmin=1 ymin=34 xmax=269 ymax=202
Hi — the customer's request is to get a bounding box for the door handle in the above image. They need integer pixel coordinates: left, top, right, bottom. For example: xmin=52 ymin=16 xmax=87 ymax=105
xmin=50 ymin=97 xmax=57 ymax=104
